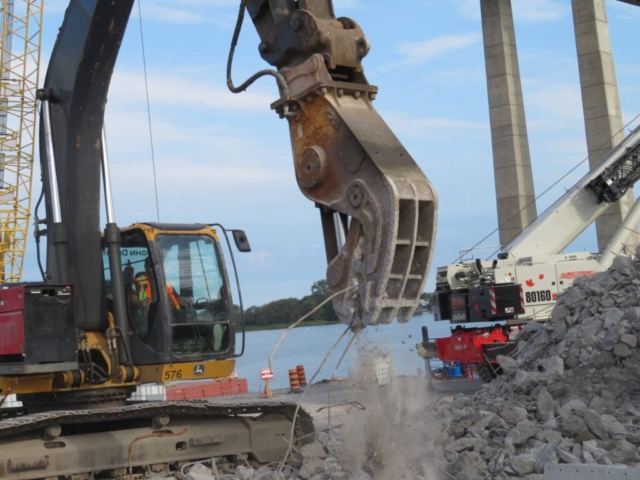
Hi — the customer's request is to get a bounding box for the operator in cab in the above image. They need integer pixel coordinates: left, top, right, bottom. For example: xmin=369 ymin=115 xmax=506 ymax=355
xmin=130 ymin=256 xmax=188 ymax=317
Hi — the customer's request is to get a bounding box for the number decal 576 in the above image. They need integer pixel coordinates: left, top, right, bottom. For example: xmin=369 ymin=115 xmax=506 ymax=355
xmin=163 ymin=370 xmax=183 ymax=380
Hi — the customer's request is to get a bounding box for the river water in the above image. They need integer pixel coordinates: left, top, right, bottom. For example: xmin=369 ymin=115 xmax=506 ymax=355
xmin=234 ymin=313 xmax=470 ymax=392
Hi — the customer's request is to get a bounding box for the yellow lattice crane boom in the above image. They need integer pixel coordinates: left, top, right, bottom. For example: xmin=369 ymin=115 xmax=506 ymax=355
xmin=0 ymin=0 xmax=43 ymax=282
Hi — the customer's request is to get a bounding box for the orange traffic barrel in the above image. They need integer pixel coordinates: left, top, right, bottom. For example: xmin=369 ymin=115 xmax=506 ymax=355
xmin=288 ymin=369 xmax=300 ymax=393
xmin=296 ymin=365 xmax=307 ymax=387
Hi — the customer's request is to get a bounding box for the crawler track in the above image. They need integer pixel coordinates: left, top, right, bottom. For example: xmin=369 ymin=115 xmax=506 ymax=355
xmin=0 ymin=400 xmax=315 ymax=479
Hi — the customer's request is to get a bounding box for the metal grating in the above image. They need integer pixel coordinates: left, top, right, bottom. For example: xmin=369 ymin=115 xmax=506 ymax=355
xmin=30 ymin=304 xmax=67 ymax=335
xmin=0 ymin=320 xmax=17 ymax=346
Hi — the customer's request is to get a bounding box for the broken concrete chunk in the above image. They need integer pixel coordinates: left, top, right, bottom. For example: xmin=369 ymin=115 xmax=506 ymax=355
xmin=603 ymin=308 xmax=625 ymax=328
xmin=545 ymin=356 xmax=565 ymax=379
xmin=188 ymin=464 xmax=212 ymax=476
xmin=560 ymin=415 xmax=587 ymax=438
xmin=556 ymin=447 xmax=582 ymax=464
xmin=237 ymin=466 xmax=255 ymax=480
xmin=534 ymin=439 xmax=560 ymax=473
xmin=510 ymin=453 xmax=536 ymax=476
xmin=467 ymin=413 xmax=496 ymax=435
xmin=620 ymin=333 xmax=637 ymax=348
xmin=452 ymin=451 xmax=489 ymax=479
xmin=536 ymin=387 xmax=554 ymax=422
xmin=450 ymin=437 xmax=477 ymax=452
xmin=300 ymin=442 xmax=327 ymax=460
xmin=612 ymin=255 xmax=635 ymax=276
xmin=452 ymin=395 xmax=471 ymax=409
xmin=602 ymin=414 xmax=628 ymax=439
xmin=614 ymin=343 xmax=632 ymax=358
xmin=495 ymin=355 xmax=519 ymax=373
xmin=583 ymin=410 xmax=609 ymax=440
xmin=575 ymin=428 xmax=596 ymax=444
xmin=501 ymin=403 xmax=529 ymax=425
xmin=298 ymin=457 xmax=326 ymax=480
xmin=254 ymin=466 xmax=286 ymax=480
xmin=187 ymin=464 xmax=215 ymax=480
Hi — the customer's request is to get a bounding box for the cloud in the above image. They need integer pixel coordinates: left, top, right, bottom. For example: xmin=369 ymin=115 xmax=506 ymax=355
xmin=512 ymin=0 xmax=568 ymax=24
xmin=618 ymin=64 xmax=640 ymax=77
xmin=523 ymin=80 xmax=584 ymax=123
xmin=456 ymin=0 xmax=567 ymax=24
xmin=456 ymin=0 xmax=480 ymax=20
xmin=102 ymin=111 xmax=293 ymax=204
xmin=394 ymin=34 xmax=479 ymax=67
xmin=44 ymin=0 xmax=71 ymax=15
xmin=527 ymin=118 xmax=576 ymax=132
xmin=384 ymin=112 xmax=487 ymax=140
xmin=538 ymin=138 xmax=588 ymax=161
xmin=423 ymin=67 xmax=485 ymax=85
xmin=131 ymin=0 xmax=242 ymax=27
xmin=608 ymin=1 xmax=640 ymax=20
xmin=109 ymin=68 xmax=277 ymax=113
xmin=245 ymin=251 xmax=273 ymax=269
xmin=142 ymin=4 xmax=209 ymax=24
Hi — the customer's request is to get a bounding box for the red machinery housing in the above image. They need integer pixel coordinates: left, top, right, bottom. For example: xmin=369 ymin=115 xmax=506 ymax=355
xmin=420 ymin=283 xmax=524 ymax=381
xmin=434 ymin=325 xmax=510 ymax=364
xmin=0 ymin=284 xmax=77 ymax=375
xmin=420 ymin=324 xmax=519 ymax=381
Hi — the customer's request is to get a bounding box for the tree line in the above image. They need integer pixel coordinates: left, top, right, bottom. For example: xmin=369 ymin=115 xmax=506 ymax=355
xmin=242 ymin=280 xmax=338 ymax=327
xmin=240 ymin=280 xmax=433 ymax=328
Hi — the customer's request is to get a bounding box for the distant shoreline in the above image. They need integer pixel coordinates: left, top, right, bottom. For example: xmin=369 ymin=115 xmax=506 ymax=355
xmin=239 ymin=311 xmax=433 ymax=332
xmin=242 ymin=319 xmax=341 ymax=332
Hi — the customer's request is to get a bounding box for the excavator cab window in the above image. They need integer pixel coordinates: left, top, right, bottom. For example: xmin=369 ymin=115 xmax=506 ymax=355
xmin=102 ymin=229 xmax=157 ymax=338
xmin=156 ymin=234 xmax=231 ymax=356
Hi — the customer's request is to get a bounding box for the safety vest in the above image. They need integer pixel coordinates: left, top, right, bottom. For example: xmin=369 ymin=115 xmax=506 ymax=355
xmin=135 ymin=274 xmax=180 ymax=310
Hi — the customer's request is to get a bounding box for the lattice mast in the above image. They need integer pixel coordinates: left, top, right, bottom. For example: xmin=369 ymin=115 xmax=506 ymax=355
xmin=0 ymin=0 xmax=43 ymax=282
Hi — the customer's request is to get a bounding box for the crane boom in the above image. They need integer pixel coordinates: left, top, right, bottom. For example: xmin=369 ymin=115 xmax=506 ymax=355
xmin=499 ymin=125 xmax=640 ymax=260
xmin=433 ymin=124 xmax=640 ymax=330
xmin=0 ymin=0 xmax=43 ymax=282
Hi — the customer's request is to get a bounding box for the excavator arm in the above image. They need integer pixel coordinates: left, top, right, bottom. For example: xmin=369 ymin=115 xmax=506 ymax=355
xmin=244 ymin=0 xmax=438 ymax=327
xmin=37 ymin=0 xmax=135 ymax=334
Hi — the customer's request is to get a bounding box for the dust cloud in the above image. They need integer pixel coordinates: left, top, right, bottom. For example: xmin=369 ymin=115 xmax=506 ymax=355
xmin=333 ymin=336 xmax=444 ymax=480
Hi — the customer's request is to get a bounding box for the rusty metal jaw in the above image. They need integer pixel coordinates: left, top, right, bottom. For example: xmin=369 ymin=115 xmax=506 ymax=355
xmin=273 ymin=58 xmax=437 ymax=328
xmin=245 ymin=1 xmax=438 ymax=327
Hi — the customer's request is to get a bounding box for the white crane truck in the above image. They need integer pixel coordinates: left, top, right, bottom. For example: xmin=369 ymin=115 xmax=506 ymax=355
xmin=420 ymin=125 xmax=640 ymax=382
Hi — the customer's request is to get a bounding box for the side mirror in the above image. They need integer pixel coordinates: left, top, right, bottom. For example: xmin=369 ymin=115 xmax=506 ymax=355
xmin=231 ymin=230 xmax=251 ymax=252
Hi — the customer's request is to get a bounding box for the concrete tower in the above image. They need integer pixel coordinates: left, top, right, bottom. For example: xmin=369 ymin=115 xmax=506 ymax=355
xmin=480 ymin=0 xmax=537 ymax=246
xmin=572 ymin=0 xmax=638 ymax=252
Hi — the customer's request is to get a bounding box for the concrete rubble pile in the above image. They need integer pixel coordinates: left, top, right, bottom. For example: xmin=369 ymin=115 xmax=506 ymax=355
xmin=431 ymin=256 xmax=640 ymax=479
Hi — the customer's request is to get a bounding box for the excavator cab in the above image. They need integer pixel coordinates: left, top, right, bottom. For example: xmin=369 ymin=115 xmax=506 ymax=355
xmin=101 ymin=223 xmax=248 ymax=368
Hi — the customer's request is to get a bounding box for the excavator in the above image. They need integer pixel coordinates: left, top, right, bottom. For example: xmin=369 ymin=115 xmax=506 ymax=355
xmin=0 ymin=0 xmax=437 ymax=478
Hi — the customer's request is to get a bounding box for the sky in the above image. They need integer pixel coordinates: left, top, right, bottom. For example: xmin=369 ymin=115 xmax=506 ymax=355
xmin=21 ymin=0 xmax=640 ymax=309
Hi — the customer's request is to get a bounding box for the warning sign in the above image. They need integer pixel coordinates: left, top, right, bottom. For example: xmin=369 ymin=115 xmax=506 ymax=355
xmin=260 ymin=368 xmax=274 ymax=380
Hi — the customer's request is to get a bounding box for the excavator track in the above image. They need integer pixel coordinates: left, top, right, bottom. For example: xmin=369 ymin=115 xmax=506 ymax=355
xmin=0 ymin=400 xmax=315 ymax=479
